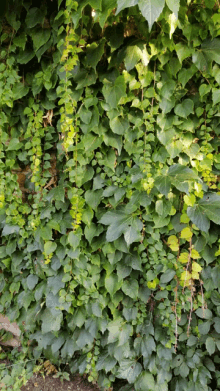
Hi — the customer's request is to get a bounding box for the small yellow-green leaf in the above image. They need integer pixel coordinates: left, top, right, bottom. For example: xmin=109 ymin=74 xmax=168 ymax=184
xmin=191 ymin=249 xmax=201 ymax=259
xmin=179 ymin=252 xmax=189 ymax=264
xmin=191 ymin=271 xmax=200 ymax=279
xmin=180 ymin=271 xmax=191 ymax=281
xmin=180 ymin=227 xmax=192 ymax=241
xmin=180 ymin=213 xmax=190 ymax=223
xmin=192 ymin=262 xmax=202 ymax=272
xmin=184 ymin=194 xmax=196 ymax=207
xmin=167 ymin=235 xmax=179 ymax=251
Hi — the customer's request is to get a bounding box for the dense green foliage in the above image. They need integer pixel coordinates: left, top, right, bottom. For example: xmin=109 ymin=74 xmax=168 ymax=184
xmin=1 ymin=0 xmax=220 ymax=389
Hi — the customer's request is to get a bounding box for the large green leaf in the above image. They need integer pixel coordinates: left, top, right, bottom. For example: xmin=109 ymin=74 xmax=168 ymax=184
xmin=44 ymin=241 xmax=57 ymax=256
xmin=138 ymin=0 xmax=165 ymax=31
xmin=116 ymin=0 xmax=138 ymax=15
xmin=155 ymin=165 xmax=198 ymax=196
xmin=124 ymin=42 xmax=150 ymax=71
xmin=166 ymin=0 xmax=180 ymax=19
xmin=105 ymin=273 xmax=120 ymax=296
xmin=193 ymin=39 xmax=220 ymax=72
xmin=27 ymin=275 xmax=38 ymax=290
xmin=13 ymin=83 xmax=29 ymax=100
xmin=117 ymin=359 xmax=142 ymax=383
xmin=86 ymin=39 xmax=105 ymax=69
xmin=102 ymin=76 xmax=126 ymax=109
xmin=135 ymin=371 xmax=155 ymax=391
xmin=187 ymin=204 xmax=210 ymax=232
xmin=187 ymin=193 xmax=220 ymax=232
xmin=31 ymin=28 xmax=51 ymax=52
xmin=154 ymin=176 xmax=172 ymax=197
xmin=25 ymin=8 xmax=45 ymax=28
xmin=174 ymin=99 xmax=194 ymax=118
xmin=110 ymin=116 xmax=129 ymax=135
xmin=122 ymin=279 xmax=139 ymax=299
xmin=41 ymin=308 xmax=63 ymax=334
xmin=99 ymin=209 xmax=142 ymax=243
xmin=206 ymin=337 xmax=215 ymax=355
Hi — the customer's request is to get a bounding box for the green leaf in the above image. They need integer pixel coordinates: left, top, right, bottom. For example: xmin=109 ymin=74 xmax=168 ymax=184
xmin=214 ymin=317 xmax=220 ymax=333
xmin=206 ymin=337 xmax=215 ymax=355
xmin=7 ymin=138 xmax=22 ymax=151
xmin=67 ymin=232 xmax=80 ymax=250
xmin=124 ymin=43 xmax=150 ymax=71
xmin=195 ymin=308 xmax=213 ymax=319
xmin=166 ymin=0 xmax=180 ymax=19
xmin=192 ymin=51 xmax=210 ymax=73
xmin=175 ymin=43 xmax=193 ymax=64
xmin=141 ymin=335 xmax=156 ymax=357
xmin=102 ymin=76 xmax=126 ymax=109
xmin=160 ymin=269 xmax=176 ymax=284
xmin=179 ymin=362 xmax=189 ymax=378
xmin=201 ymin=38 xmax=220 ymax=63
xmin=168 ymin=164 xmax=198 ymax=181
xmin=117 ymin=359 xmax=142 ymax=383
xmin=31 ymin=28 xmax=51 ymax=52
xmin=122 ymin=279 xmax=139 ymax=299
xmin=138 ymin=0 xmax=165 ymax=31
xmin=110 ymin=116 xmax=129 ymax=135
xmin=108 ymin=318 xmax=123 ymax=343
xmin=13 ymin=33 xmax=27 ymax=50
xmin=118 ymin=323 xmax=133 ymax=346
xmin=105 ymin=273 xmax=119 ymax=296
xmin=174 ymin=99 xmax=194 ymax=118
xmin=97 ymin=0 xmax=117 ymax=28
xmin=85 ymin=189 xmax=103 ymax=211
xmin=86 ymin=39 xmax=105 ymax=69
xmin=117 ymin=263 xmax=132 ymax=280
xmin=187 ymin=193 xmax=220 ymax=231
xmin=25 ymin=8 xmax=45 ymax=28
xmin=44 ymin=241 xmax=57 ymax=256
xmin=198 ymin=321 xmax=211 ymax=335
xmin=212 ymin=88 xmax=220 ymax=105
xmin=193 ymin=39 xmax=220 ymax=72
xmin=99 ymin=209 xmax=142 ymax=243
xmin=2 ymin=225 xmax=20 ymax=236
xmin=41 ymin=308 xmax=63 ymax=334
xmin=17 ymin=50 xmax=35 ymax=64
xmin=116 ymin=0 xmax=138 ymax=15
xmin=154 ymin=176 xmax=171 ymax=197
xmin=27 ymin=275 xmax=38 ymax=290
xmin=211 ymin=291 xmax=220 ymax=306
xmin=124 ymin=226 xmax=141 ymax=246
xmin=187 ymin=205 xmax=210 ymax=232
xmin=51 ymin=336 xmax=65 ymax=354
xmin=135 ymin=371 xmax=155 ymax=391
xmin=13 ymin=83 xmax=29 ymax=100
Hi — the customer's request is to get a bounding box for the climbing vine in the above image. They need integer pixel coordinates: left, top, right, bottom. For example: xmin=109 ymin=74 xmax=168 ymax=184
xmin=1 ymin=0 xmax=220 ymax=390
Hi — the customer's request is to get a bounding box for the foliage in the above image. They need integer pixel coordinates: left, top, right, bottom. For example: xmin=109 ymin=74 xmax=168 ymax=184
xmin=1 ymin=0 xmax=220 ymax=390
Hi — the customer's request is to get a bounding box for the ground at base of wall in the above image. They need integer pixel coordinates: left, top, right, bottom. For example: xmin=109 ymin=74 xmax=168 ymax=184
xmin=20 ymin=373 xmax=101 ymax=391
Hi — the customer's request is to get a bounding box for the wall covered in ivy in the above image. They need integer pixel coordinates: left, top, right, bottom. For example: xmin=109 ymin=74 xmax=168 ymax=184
xmin=1 ymin=0 xmax=220 ymax=390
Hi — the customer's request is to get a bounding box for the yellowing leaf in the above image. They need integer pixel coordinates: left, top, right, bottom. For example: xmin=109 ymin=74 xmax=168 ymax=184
xmin=147 ymin=278 xmax=159 ymax=289
xmin=180 ymin=271 xmax=191 ymax=281
xmin=191 ymin=249 xmax=201 ymax=259
xmin=179 ymin=252 xmax=189 ymax=264
xmin=184 ymin=194 xmax=196 ymax=207
xmin=180 ymin=213 xmax=190 ymax=223
xmin=169 ymin=206 xmax=176 ymax=216
xmin=167 ymin=235 xmax=179 ymax=251
xmin=192 ymin=262 xmax=202 ymax=272
xmin=194 ymin=182 xmax=203 ymax=198
xmin=191 ymin=271 xmax=200 ymax=280
xmin=180 ymin=227 xmax=192 ymax=241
